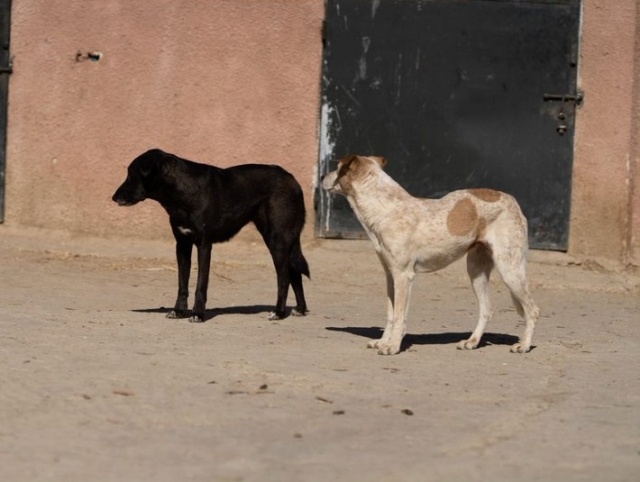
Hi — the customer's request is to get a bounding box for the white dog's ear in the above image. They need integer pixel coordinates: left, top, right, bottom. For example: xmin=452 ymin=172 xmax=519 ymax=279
xmin=337 ymin=155 xmax=358 ymax=175
xmin=338 ymin=154 xmax=358 ymax=167
xmin=369 ymin=156 xmax=387 ymax=168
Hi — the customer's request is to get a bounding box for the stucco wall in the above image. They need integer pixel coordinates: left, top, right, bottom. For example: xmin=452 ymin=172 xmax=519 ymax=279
xmin=3 ymin=0 xmax=640 ymax=267
xmin=5 ymin=0 xmax=324 ymax=239
xmin=571 ymin=0 xmax=639 ymax=266
xmin=629 ymin=3 xmax=640 ymax=267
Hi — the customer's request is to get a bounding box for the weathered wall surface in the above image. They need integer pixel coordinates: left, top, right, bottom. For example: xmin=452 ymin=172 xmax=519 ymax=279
xmin=629 ymin=3 xmax=640 ymax=267
xmin=5 ymin=0 xmax=324 ymax=239
xmin=3 ymin=0 xmax=639 ymax=267
xmin=571 ymin=0 xmax=639 ymax=267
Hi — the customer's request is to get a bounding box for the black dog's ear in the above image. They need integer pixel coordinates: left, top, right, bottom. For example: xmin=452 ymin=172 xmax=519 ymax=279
xmin=133 ymin=149 xmax=164 ymax=177
xmin=139 ymin=159 xmax=154 ymax=178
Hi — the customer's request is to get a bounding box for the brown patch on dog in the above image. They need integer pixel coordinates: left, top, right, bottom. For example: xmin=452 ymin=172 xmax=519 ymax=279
xmin=469 ymin=189 xmax=501 ymax=203
xmin=335 ymin=155 xmax=368 ymax=193
xmin=335 ymin=155 xmax=356 ymax=189
xmin=447 ymin=198 xmax=478 ymax=236
xmin=337 ymin=155 xmax=357 ymax=176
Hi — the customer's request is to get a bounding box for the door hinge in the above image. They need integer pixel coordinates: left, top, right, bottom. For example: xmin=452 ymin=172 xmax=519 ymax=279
xmin=0 ymin=57 xmax=13 ymax=75
xmin=543 ymin=90 xmax=584 ymax=106
xmin=544 ymin=90 xmax=583 ymax=136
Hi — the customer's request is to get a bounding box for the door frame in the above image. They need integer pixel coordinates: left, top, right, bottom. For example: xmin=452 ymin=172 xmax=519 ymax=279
xmin=0 ymin=0 xmax=11 ymax=223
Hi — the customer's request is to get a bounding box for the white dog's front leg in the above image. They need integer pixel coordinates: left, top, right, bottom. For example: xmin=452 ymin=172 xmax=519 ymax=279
xmin=368 ymin=254 xmax=395 ymax=350
xmin=377 ymin=271 xmax=413 ymax=355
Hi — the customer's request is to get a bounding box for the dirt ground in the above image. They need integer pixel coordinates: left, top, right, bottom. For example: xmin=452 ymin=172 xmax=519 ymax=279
xmin=1 ymin=225 xmax=639 ymax=482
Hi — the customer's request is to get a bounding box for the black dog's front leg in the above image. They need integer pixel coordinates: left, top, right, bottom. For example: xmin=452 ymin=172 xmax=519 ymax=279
xmin=167 ymin=238 xmax=192 ymax=319
xmin=190 ymin=242 xmax=212 ymax=323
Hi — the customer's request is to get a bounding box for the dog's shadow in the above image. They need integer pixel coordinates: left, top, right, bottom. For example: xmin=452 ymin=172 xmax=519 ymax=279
xmin=133 ymin=305 xmax=274 ymax=322
xmin=325 ymin=326 xmax=520 ymax=351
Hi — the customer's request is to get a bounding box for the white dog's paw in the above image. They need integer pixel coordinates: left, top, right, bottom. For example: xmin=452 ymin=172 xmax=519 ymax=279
xmin=457 ymin=337 xmax=480 ymax=350
xmin=367 ymin=339 xmax=382 ymax=349
xmin=376 ymin=342 xmax=401 ymax=356
xmin=510 ymin=342 xmax=531 ymax=353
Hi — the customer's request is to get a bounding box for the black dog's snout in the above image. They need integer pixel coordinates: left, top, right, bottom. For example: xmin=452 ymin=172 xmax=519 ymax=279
xmin=112 ymin=185 xmax=124 ymax=204
xmin=112 ymin=181 xmax=137 ymax=206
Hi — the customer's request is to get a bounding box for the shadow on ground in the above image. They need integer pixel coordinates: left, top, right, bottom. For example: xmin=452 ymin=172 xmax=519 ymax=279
xmin=132 ymin=305 xmax=275 ymax=321
xmin=326 ymin=326 xmax=520 ymax=351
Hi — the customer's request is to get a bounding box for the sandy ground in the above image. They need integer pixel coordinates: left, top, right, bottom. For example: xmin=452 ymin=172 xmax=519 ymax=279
xmin=1 ymin=225 xmax=639 ymax=482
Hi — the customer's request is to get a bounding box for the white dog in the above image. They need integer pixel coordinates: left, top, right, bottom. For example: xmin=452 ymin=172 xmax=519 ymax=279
xmin=322 ymin=155 xmax=540 ymax=355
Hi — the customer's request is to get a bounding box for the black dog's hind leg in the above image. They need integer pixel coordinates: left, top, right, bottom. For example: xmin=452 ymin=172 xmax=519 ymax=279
xmin=289 ymin=241 xmax=309 ymax=316
xmin=190 ymin=242 xmax=212 ymax=323
xmin=289 ymin=269 xmax=307 ymax=316
xmin=268 ymin=246 xmax=291 ymax=320
xmin=254 ymin=207 xmax=306 ymax=320
xmin=167 ymin=238 xmax=192 ymax=319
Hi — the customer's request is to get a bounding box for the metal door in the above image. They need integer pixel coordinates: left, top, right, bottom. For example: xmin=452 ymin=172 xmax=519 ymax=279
xmin=0 ymin=0 xmax=11 ymax=223
xmin=316 ymin=0 xmax=581 ymax=250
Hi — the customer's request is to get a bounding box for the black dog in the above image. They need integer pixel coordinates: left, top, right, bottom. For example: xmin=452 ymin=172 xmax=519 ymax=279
xmin=112 ymin=149 xmax=309 ymax=322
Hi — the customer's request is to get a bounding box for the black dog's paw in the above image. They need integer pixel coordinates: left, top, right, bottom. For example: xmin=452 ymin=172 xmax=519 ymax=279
xmin=189 ymin=314 xmax=205 ymax=323
xmin=268 ymin=311 xmax=285 ymax=321
xmin=167 ymin=309 xmax=188 ymax=319
xmin=291 ymin=307 xmax=308 ymax=317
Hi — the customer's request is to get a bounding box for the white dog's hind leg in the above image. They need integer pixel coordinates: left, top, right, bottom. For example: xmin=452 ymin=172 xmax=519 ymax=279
xmin=377 ymin=270 xmax=413 ymax=355
xmin=458 ymin=244 xmax=494 ymax=350
xmin=493 ymin=254 xmax=540 ymax=353
xmin=368 ymin=254 xmax=395 ymax=349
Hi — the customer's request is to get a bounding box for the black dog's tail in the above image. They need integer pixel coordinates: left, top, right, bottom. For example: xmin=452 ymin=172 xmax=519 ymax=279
xmin=290 ymin=240 xmax=310 ymax=279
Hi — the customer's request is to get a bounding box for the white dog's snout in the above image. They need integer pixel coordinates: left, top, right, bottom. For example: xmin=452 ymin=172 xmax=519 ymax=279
xmin=321 ymin=170 xmax=339 ymax=191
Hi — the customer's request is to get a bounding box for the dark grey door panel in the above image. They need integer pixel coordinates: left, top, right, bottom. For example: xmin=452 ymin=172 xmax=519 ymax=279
xmin=316 ymin=0 xmax=581 ymax=249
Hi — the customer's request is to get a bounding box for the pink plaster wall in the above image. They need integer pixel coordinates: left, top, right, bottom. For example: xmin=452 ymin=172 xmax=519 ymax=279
xmin=629 ymin=5 xmax=640 ymax=267
xmin=5 ymin=0 xmax=324 ymax=239
xmin=4 ymin=0 xmax=640 ymax=266
xmin=572 ymin=0 xmax=639 ymax=266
